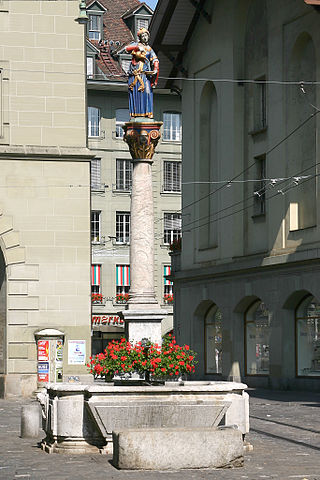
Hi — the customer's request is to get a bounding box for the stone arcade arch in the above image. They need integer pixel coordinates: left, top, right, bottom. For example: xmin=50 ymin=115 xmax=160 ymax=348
xmin=193 ymin=300 xmax=222 ymax=378
xmin=0 ymin=248 xmax=6 ymax=397
xmin=0 ymin=213 xmax=39 ymax=397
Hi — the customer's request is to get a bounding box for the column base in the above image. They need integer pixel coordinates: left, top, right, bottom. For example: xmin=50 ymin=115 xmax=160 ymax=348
xmin=121 ymin=308 xmax=167 ymax=345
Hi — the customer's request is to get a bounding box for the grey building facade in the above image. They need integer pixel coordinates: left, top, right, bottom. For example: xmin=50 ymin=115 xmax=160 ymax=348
xmin=152 ymin=0 xmax=320 ymax=390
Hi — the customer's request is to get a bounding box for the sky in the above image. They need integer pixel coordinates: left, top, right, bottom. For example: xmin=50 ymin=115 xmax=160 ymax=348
xmin=141 ymin=0 xmax=158 ymax=11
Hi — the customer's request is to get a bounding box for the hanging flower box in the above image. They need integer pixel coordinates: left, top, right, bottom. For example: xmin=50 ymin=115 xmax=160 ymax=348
xmin=163 ymin=294 xmax=174 ymax=304
xmin=92 ymin=293 xmax=103 ymax=304
xmin=115 ymin=293 xmax=129 ymax=304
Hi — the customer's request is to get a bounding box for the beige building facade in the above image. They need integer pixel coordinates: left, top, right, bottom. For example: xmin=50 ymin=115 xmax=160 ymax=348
xmin=0 ymin=0 xmax=92 ymax=397
xmin=152 ymin=0 xmax=320 ymax=390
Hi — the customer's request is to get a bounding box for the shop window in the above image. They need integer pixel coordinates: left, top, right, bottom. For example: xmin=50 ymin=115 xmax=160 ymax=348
xmin=163 ymin=212 xmax=181 ymax=245
xmin=163 ymin=112 xmax=182 ymax=142
xmin=88 ymin=106 xmax=100 ymax=137
xmin=245 ymin=301 xmax=270 ymax=375
xmin=92 ymin=332 xmax=123 ymax=358
xmin=296 ymin=295 xmax=320 ymax=377
xmin=116 ymin=212 xmax=130 ymax=244
xmin=163 ymin=265 xmax=173 ymax=304
xmin=116 ymin=159 xmax=132 ymax=191
xmin=163 ymin=161 xmax=181 ymax=193
xmin=205 ymin=305 xmax=222 ymax=374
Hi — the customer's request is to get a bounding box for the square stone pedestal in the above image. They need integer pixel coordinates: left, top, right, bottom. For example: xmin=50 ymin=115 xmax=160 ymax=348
xmin=121 ymin=308 xmax=166 ymax=345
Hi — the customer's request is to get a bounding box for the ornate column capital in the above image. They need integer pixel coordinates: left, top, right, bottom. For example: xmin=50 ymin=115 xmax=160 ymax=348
xmin=123 ymin=122 xmax=163 ymax=161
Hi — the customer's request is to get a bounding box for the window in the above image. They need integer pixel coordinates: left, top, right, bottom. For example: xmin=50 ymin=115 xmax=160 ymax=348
xmin=91 ymin=264 xmax=101 ymax=295
xmin=205 ymin=305 xmax=222 ymax=374
xmin=87 ymin=56 xmax=94 ymax=79
xmin=91 ymin=211 xmax=101 ymax=243
xmin=163 ymin=112 xmax=182 ymax=142
xmin=253 ymin=155 xmax=266 ymax=216
xmin=88 ymin=14 xmax=102 ymax=41
xmin=116 ymin=159 xmax=132 ymax=191
xmin=116 ymin=265 xmax=130 ymax=302
xmin=116 ymin=212 xmax=130 ymax=244
xmin=245 ymin=301 xmax=270 ymax=375
xmin=163 ymin=161 xmax=181 ymax=192
xmin=116 ymin=109 xmax=130 ymax=138
xmin=91 ymin=158 xmax=101 ymax=190
xmin=88 ymin=106 xmax=100 ymax=137
xmin=296 ymin=296 xmax=320 ymax=377
xmin=253 ymin=77 xmax=267 ymax=132
xmin=163 ymin=213 xmax=181 ymax=245
xmin=163 ymin=265 xmax=173 ymax=304
xmin=137 ymin=17 xmax=149 ymax=31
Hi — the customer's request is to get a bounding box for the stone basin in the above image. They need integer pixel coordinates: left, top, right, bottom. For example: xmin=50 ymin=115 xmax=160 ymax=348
xmin=37 ymin=381 xmax=249 ymax=455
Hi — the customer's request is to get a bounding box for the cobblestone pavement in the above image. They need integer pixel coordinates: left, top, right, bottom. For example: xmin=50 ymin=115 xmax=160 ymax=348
xmin=0 ymin=388 xmax=319 ymax=480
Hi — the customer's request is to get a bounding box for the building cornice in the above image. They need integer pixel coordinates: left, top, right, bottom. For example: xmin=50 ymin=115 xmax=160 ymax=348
xmin=173 ymin=247 xmax=320 ymax=284
xmin=0 ymin=145 xmax=95 ymax=161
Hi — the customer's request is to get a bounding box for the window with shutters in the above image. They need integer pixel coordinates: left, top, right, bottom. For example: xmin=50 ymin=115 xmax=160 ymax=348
xmin=116 ymin=212 xmax=130 ymax=244
xmin=88 ymin=106 xmax=100 ymax=137
xmin=163 ymin=161 xmax=181 ymax=192
xmin=116 ymin=109 xmax=130 ymax=138
xmin=91 ymin=264 xmax=101 ymax=295
xmin=91 ymin=158 xmax=101 ymax=191
xmin=163 ymin=112 xmax=182 ymax=142
xmin=116 ymin=159 xmax=132 ymax=191
xmin=163 ymin=265 xmax=173 ymax=304
xmin=163 ymin=213 xmax=181 ymax=245
xmin=116 ymin=265 xmax=130 ymax=302
xmin=137 ymin=17 xmax=149 ymax=31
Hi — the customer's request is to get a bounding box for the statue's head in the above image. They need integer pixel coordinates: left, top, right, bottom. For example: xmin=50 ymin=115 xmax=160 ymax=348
xmin=138 ymin=28 xmax=150 ymax=44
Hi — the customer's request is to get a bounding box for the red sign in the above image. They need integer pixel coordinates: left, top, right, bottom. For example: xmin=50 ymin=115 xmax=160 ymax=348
xmin=38 ymin=340 xmax=49 ymax=361
xmin=91 ymin=315 xmax=124 ymax=326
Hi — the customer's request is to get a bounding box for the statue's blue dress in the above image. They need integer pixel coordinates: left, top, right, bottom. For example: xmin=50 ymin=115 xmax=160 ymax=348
xmin=127 ymin=44 xmax=158 ymax=119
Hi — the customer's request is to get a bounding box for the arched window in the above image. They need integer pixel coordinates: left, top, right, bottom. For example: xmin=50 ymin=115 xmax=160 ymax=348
xmin=296 ymin=295 xmax=320 ymax=377
xmin=88 ymin=106 xmax=100 ymax=137
xmin=163 ymin=112 xmax=182 ymax=141
xmin=205 ymin=305 xmax=222 ymax=374
xmin=245 ymin=300 xmax=270 ymax=375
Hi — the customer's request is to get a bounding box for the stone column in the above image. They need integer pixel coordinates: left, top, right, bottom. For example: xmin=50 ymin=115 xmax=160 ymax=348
xmin=121 ymin=121 xmax=165 ymax=345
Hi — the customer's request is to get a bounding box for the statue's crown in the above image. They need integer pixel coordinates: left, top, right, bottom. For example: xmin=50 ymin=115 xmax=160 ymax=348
xmin=138 ymin=27 xmax=149 ymax=36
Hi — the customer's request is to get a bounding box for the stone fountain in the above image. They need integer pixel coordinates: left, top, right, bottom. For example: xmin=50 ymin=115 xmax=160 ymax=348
xmin=37 ymin=27 xmax=250 ymax=470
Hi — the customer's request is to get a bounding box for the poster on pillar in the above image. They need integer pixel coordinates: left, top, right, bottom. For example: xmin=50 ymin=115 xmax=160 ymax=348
xmin=68 ymin=340 xmax=86 ymax=365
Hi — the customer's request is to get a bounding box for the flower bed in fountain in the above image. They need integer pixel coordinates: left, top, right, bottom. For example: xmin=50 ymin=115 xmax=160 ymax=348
xmin=87 ymin=334 xmax=197 ymax=381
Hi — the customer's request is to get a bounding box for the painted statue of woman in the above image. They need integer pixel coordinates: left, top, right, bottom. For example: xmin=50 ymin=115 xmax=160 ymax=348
xmin=125 ymin=28 xmax=159 ymax=119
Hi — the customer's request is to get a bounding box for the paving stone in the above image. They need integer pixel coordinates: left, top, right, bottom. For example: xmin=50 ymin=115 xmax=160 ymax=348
xmin=0 ymin=389 xmax=319 ymax=479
